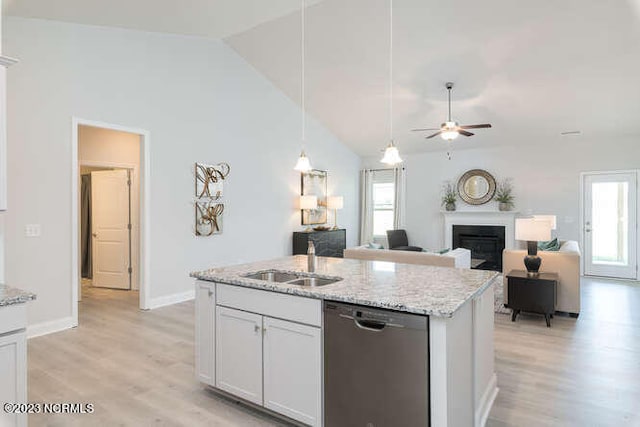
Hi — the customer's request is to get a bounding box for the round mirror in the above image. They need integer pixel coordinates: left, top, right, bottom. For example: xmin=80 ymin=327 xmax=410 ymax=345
xmin=457 ymin=169 xmax=496 ymax=205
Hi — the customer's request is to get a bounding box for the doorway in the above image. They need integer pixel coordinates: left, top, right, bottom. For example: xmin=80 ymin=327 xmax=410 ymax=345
xmin=582 ymin=171 xmax=638 ymax=279
xmin=71 ymin=118 xmax=151 ymax=327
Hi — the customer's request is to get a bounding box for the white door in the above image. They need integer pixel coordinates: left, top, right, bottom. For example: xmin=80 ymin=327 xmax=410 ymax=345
xmin=215 ymin=306 xmax=263 ymax=405
xmin=195 ymin=281 xmax=215 ymax=386
xmin=91 ymin=170 xmax=131 ymax=289
xmin=263 ymin=317 xmax=322 ymax=427
xmin=584 ymin=172 xmax=637 ymax=279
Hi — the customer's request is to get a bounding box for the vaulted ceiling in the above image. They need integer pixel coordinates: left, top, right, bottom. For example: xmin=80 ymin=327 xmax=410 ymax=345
xmin=5 ymin=0 xmax=640 ymax=156
xmin=226 ymin=0 xmax=640 ymax=156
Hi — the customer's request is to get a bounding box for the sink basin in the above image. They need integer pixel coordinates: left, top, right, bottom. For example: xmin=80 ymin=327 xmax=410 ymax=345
xmin=288 ymin=277 xmax=341 ymax=287
xmin=243 ymin=271 xmax=300 ymax=282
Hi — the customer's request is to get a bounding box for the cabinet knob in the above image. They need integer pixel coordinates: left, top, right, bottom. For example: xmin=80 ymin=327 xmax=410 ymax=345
xmin=208 ymin=289 xmax=213 ymax=297
xmin=254 ymin=324 xmax=260 ymax=333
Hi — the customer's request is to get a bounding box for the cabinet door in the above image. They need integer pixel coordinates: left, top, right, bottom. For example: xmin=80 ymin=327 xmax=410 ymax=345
xmin=263 ymin=317 xmax=321 ymax=426
xmin=195 ymin=281 xmax=215 ymax=385
xmin=216 ymin=306 xmax=263 ymax=405
xmin=0 ymin=330 xmax=27 ymax=427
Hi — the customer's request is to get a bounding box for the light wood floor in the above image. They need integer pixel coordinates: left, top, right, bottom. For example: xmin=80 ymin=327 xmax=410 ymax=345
xmin=28 ymin=278 xmax=640 ymax=426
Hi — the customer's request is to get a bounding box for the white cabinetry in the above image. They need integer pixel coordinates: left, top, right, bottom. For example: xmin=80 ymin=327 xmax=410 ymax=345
xmin=197 ymin=282 xmax=322 ymax=426
xmin=0 ymin=56 xmax=17 ymax=211
xmin=0 ymin=304 xmax=28 ymax=427
xmin=263 ymin=316 xmax=321 ymax=426
xmin=195 ymin=281 xmax=215 ymax=386
xmin=215 ymin=306 xmax=263 ymax=405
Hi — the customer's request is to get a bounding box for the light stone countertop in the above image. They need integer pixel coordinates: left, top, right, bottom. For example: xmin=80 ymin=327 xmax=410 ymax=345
xmin=0 ymin=284 xmax=36 ymax=307
xmin=191 ymin=256 xmax=499 ymax=318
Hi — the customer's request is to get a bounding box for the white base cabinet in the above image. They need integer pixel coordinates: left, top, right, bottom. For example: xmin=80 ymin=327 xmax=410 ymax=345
xmin=195 ymin=281 xmax=215 ymax=386
xmin=0 ymin=304 xmax=28 ymax=427
xmin=263 ymin=316 xmax=321 ymax=426
xmin=196 ymin=281 xmax=322 ymax=427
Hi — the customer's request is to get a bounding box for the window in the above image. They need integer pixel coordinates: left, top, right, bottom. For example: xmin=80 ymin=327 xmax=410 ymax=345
xmin=372 ymin=170 xmax=395 ymax=237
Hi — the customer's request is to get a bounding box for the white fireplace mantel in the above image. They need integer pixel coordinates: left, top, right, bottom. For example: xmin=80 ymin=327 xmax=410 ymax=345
xmin=443 ymin=211 xmax=520 ymax=250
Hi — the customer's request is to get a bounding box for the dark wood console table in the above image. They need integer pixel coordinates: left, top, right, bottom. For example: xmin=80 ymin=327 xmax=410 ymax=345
xmin=293 ymin=229 xmax=346 ymax=258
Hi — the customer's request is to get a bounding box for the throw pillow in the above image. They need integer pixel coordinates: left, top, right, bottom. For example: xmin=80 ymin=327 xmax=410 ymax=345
xmin=367 ymin=242 xmax=383 ymax=249
xmin=538 ymin=238 xmax=560 ymax=251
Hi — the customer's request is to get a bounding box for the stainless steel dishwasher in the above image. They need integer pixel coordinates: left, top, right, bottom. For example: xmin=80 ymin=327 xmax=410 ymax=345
xmin=324 ymin=301 xmax=429 ymax=427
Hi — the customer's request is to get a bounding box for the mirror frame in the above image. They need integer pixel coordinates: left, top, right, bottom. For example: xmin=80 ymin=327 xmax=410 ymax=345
xmin=457 ymin=169 xmax=496 ymax=205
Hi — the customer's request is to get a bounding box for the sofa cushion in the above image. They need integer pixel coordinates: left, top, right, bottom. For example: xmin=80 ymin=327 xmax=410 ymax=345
xmin=559 ymin=240 xmax=581 ymax=255
xmin=366 ymin=242 xmax=384 ymax=249
xmin=538 ymin=238 xmax=560 ymax=251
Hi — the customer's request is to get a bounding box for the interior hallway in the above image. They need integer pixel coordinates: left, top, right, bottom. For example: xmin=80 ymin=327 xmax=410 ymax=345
xmin=27 ymin=277 xmax=640 ymax=426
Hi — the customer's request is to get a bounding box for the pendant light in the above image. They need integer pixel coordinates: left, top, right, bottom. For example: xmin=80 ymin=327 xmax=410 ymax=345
xmin=380 ymin=0 xmax=403 ymax=165
xmin=294 ymin=0 xmax=313 ymax=172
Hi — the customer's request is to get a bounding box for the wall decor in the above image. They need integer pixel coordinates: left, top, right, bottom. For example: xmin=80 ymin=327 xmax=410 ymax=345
xmin=301 ymin=169 xmax=327 ymax=225
xmin=195 ymin=162 xmax=230 ymax=236
xmin=195 ymin=162 xmax=230 ymax=200
xmin=195 ymin=201 xmax=224 ymax=236
xmin=457 ymin=169 xmax=496 ymax=205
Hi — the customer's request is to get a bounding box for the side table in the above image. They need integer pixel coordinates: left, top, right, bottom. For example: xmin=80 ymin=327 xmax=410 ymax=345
xmin=506 ymin=270 xmax=558 ymax=327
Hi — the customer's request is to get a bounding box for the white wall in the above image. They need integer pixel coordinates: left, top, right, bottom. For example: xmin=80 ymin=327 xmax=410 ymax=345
xmin=3 ymin=17 xmax=360 ymax=330
xmin=363 ymin=136 xmax=640 ymax=253
xmin=79 ymin=125 xmax=141 ymax=290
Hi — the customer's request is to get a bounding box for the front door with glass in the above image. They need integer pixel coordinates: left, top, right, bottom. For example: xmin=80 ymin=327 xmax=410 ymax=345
xmin=583 ymin=171 xmax=637 ymax=279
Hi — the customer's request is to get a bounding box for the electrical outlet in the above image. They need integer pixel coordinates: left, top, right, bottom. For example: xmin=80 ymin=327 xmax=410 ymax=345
xmin=25 ymin=224 xmax=41 ymax=237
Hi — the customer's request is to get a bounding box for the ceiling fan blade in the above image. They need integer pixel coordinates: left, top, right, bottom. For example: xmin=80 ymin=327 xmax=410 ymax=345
xmin=411 ymin=128 xmax=440 ymax=132
xmin=459 ymin=124 xmax=492 ymax=129
xmin=425 ymin=131 xmax=442 ymax=139
xmin=458 ymin=130 xmax=475 ymax=137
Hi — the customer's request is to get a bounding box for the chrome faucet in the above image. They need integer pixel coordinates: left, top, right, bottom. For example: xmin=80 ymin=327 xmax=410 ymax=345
xmin=307 ymin=240 xmax=316 ymax=273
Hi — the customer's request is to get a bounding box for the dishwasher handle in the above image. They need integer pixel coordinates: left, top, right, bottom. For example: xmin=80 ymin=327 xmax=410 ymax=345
xmin=339 ymin=313 xmax=403 ymax=332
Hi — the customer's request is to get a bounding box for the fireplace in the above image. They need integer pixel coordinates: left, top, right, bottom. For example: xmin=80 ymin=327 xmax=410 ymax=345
xmin=453 ymin=225 xmax=505 ymax=271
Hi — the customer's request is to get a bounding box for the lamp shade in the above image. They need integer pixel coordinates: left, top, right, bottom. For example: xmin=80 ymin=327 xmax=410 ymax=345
xmin=533 ymin=215 xmax=557 ymax=230
xmin=515 ymin=218 xmax=552 ymax=242
xmin=380 ymin=143 xmax=403 ymax=165
xmin=294 ymin=151 xmax=312 ymax=172
xmin=299 ymin=195 xmax=317 ymax=210
xmin=327 ymin=196 xmax=344 ymax=210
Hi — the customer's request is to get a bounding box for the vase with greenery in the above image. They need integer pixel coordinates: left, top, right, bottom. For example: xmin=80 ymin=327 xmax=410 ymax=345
xmin=495 ymin=179 xmax=514 ymax=211
xmin=441 ymin=181 xmax=457 ymax=211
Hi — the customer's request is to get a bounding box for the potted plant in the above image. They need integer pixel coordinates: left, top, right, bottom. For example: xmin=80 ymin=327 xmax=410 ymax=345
xmin=495 ymin=179 xmax=515 ymax=211
xmin=441 ymin=181 xmax=457 ymax=211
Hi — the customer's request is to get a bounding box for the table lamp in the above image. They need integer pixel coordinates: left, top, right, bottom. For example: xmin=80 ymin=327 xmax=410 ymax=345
xmin=299 ymin=195 xmax=318 ymax=231
xmin=327 ymin=196 xmax=344 ymax=230
xmin=515 ymin=217 xmax=552 ymax=276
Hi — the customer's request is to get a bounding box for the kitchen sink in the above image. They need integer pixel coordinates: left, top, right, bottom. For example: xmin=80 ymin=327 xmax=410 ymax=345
xmin=242 ymin=270 xmax=300 ymax=282
xmin=242 ymin=270 xmax=342 ymax=287
xmin=288 ymin=277 xmax=341 ymax=287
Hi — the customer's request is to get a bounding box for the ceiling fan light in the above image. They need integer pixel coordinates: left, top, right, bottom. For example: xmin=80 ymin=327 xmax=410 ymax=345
xmin=380 ymin=142 xmax=403 ymax=165
xmin=441 ymin=130 xmax=459 ymax=141
xmin=294 ymin=150 xmax=312 ymax=172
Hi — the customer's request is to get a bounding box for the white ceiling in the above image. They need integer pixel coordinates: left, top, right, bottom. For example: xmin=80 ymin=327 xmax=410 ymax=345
xmin=2 ymin=0 xmax=320 ymax=39
xmin=226 ymin=0 xmax=640 ymax=156
xmin=5 ymin=0 xmax=640 ymax=156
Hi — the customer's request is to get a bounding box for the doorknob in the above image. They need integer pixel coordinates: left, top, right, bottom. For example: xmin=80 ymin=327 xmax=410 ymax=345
xmin=92 ymin=233 xmax=98 ymax=238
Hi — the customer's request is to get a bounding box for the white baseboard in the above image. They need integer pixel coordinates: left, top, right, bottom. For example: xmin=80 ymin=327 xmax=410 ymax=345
xmin=148 ymin=290 xmax=195 ymax=309
xmin=27 ymin=316 xmax=75 ymax=339
xmin=476 ymin=373 xmax=499 ymax=427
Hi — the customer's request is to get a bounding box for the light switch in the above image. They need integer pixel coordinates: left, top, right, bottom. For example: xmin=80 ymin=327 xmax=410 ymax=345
xmin=25 ymin=224 xmax=41 ymax=237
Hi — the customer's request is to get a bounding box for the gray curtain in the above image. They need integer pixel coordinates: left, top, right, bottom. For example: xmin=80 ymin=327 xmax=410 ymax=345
xmin=393 ymin=167 xmax=406 ymax=229
xmin=359 ymin=169 xmax=374 ymax=245
xmin=81 ymin=174 xmax=92 ymax=278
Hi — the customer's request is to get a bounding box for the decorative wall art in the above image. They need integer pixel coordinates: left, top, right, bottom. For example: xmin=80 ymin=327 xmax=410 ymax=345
xmin=194 ymin=162 xmax=230 ymax=236
xmin=301 ymin=169 xmax=327 ymax=225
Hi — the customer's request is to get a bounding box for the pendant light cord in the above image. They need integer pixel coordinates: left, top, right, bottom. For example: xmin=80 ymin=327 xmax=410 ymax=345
xmin=448 ymin=86 xmax=452 ymax=122
xmin=301 ymin=0 xmax=306 ymax=144
xmin=389 ymin=0 xmax=393 ymax=143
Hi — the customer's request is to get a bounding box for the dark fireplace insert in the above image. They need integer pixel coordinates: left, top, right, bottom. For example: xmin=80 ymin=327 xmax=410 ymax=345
xmin=453 ymin=225 xmax=505 ymax=271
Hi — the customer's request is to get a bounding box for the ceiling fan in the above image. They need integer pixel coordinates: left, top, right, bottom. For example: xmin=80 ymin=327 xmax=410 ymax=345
xmin=412 ymin=82 xmax=492 ymax=141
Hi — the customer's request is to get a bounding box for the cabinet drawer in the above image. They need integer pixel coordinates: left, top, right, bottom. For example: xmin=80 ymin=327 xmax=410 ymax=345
xmin=216 ymin=283 xmax=321 ymax=327
xmin=0 ymin=304 xmax=27 ymax=336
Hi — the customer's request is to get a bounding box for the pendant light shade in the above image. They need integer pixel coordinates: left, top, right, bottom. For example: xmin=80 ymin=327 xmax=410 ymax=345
xmin=381 ymin=141 xmax=403 ymax=165
xmin=379 ymin=0 xmax=403 ymax=165
xmin=294 ymin=150 xmax=312 ymax=172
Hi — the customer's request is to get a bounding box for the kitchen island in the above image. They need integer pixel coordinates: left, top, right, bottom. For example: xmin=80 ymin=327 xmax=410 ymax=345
xmin=1 ymin=285 xmax=36 ymax=427
xmin=191 ymin=256 xmax=499 ymax=427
